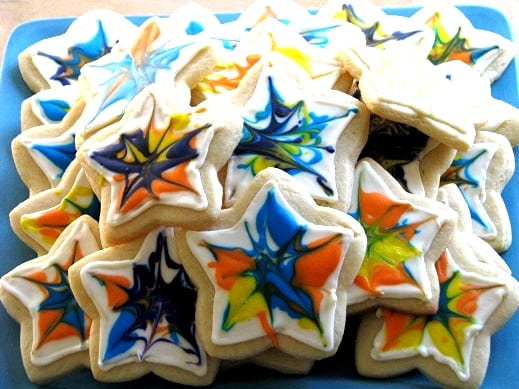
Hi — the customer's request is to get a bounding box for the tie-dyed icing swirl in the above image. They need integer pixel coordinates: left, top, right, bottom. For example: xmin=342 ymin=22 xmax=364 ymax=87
xmin=333 ymin=3 xmax=421 ymax=47
xmin=87 ymin=96 xmax=214 ymax=225
xmin=372 ymin=250 xmax=506 ymax=380
xmin=20 ymin=169 xmax=100 ymax=252
xmin=37 ymin=20 xmax=112 ymax=86
xmin=187 ymin=180 xmax=352 ymax=350
xmin=30 ymin=85 xmax=79 ymax=125
xmin=348 ymin=161 xmax=444 ymax=304
xmin=225 ymin=69 xmax=358 ymax=205
xmin=440 ymin=142 xmax=498 ymax=238
xmin=424 ymin=12 xmax=499 ymax=66
xmin=23 ymin=130 xmax=76 ymax=187
xmin=80 ymin=228 xmax=206 ymax=375
xmin=0 ymin=220 xmax=98 ymax=365
xmin=80 ymin=19 xmax=208 ymax=131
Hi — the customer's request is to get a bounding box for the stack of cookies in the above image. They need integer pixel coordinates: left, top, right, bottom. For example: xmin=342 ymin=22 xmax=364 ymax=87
xmin=2 ymin=1 xmax=519 ymax=387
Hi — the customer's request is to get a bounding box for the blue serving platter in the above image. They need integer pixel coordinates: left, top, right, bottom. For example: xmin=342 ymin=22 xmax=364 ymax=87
xmin=0 ymin=5 xmax=518 ymax=388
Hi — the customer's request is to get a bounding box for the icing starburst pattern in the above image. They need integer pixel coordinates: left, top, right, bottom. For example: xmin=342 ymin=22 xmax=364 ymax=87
xmin=189 ymin=182 xmax=349 ymax=350
xmin=425 ymin=12 xmax=498 ymax=65
xmin=226 ymin=73 xmax=357 ymax=204
xmin=20 ymin=171 xmax=100 ymax=252
xmin=334 ymin=4 xmax=421 ymax=47
xmin=374 ymin=251 xmax=506 ymax=380
xmin=88 ymin=99 xmax=214 ymax=224
xmin=84 ymin=229 xmax=204 ymax=372
xmin=80 ymin=19 xmax=202 ymax=130
xmin=440 ymin=143 xmax=497 ymax=237
xmin=37 ymin=20 xmax=112 ymax=86
xmin=348 ymin=162 xmax=441 ymax=302
xmin=0 ymin=220 xmax=99 ymax=365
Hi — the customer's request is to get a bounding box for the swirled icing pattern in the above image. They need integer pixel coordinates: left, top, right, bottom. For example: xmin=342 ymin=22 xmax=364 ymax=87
xmin=87 ymin=98 xmax=214 ymax=225
xmin=225 ymin=70 xmax=357 ymax=205
xmin=20 ymin=170 xmax=100 ymax=252
xmin=36 ymin=20 xmax=112 ymax=86
xmin=440 ymin=142 xmax=497 ymax=238
xmin=81 ymin=228 xmax=206 ymax=374
xmin=332 ymin=3 xmax=421 ymax=47
xmin=348 ymin=161 xmax=443 ymax=304
xmin=187 ymin=181 xmax=350 ymax=350
xmin=373 ymin=251 xmax=506 ymax=380
xmin=0 ymin=220 xmax=98 ymax=365
xmin=425 ymin=12 xmax=498 ymax=65
xmin=29 ymin=85 xmax=79 ymax=126
xmin=80 ymin=19 xmax=205 ymax=131
xmin=195 ymin=54 xmax=261 ymax=97
xmin=24 ymin=130 xmax=76 ymax=187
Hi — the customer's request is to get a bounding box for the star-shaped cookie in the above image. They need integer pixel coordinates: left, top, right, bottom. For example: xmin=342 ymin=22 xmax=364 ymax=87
xmin=18 ymin=9 xmax=137 ymax=92
xmin=346 ymin=158 xmax=457 ymax=315
xmin=177 ymin=167 xmax=366 ymax=361
xmin=77 ymin=84 xmax=242 ymax=246
xmin=355 ymin=184 xmax=519 ymax=388
xmin=68 ymin=227 xmax=219 ymax=385
xmin=0 ymin=215 xmax=100 ymax=383
xmin=10 ymin=160 xmax=100 ymax=256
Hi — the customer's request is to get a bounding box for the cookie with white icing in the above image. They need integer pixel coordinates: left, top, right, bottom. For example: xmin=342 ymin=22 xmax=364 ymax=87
xmin=18 ymin=9 xmax=137 ymax=93
xmin=223 ymin=59 xmax=369 ymax=211
xmin=12 ymin=100 xmax=84 ymax=195
xmin=318 ymin=0 xmax=434 ymax=56
xmin=194 ymin=17 xmax=359 ymax=105
xmin=20 ymin=84 xmax=81 ymax=131
xmin=355 ymin=208 xmax=519 ymax=388
xmin=77 ymin=84 xmax=242 ymax=246
xmin=346 ymin=158 xmax=457 ymax=315
xmin=440 ymin=131 xmax=515 ymax=252
xmin=176 ymin=167 xmax=366 ymax=361
xmin=9 ymin=160 xmax=100 ymax=256
xmin=68 ymin=226 xmax=219 ymax=385
xmin=410 ymin=4 xmax=516 ymax=83
xmin=338 ymin=44 xmax=476 ymax=151
xmin=0 ymin=216 xmax=100 ymax=383
xmin=74 ymin=16 xmax=217 ymax=143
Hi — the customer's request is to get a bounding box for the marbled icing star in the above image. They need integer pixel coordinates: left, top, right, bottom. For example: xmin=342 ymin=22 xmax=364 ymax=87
xmin=347 ymin=159 xmax=456 ymax=314
xmin=19 ymin=9 xmax=137 ymax=92
xmin=0 ymin=216 xmax=100 ymax=383
xmin=355 ymin=183 xmax=519 ymax=388
xmin=9 ymin=161 xmax=100 ymax=256
xmin=69 ymin=227 xmax=219 ymax=385
xmin=225 ymin=62 xmax=368 ymax=209
xmin=440 ymin=131 xmax=514 ymax=252
xmin=179 ymin=168 xmax=366 ymax=361
xmin=78 ymin=17 xmax=215 ymax=134
xmin=318 ymin=0 xmax=434 ymax=55
xmin=78 ymin=85 xmax=242 ymax=246
xmin=410 ymin=4 xmax=516 ymax=83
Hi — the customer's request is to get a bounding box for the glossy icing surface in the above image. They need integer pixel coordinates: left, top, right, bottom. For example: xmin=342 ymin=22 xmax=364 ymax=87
xmin=188 ymin=180 xmax=352 ymax=350
xmin=80 ymin=228 xmax=206 ymax=375
xmin=30 ymin=10 xmax=137 ymax=89
xmin=86 ymin=91 xmax=214 ymax=225
xmin=348 ymin=161 xmax=444 ymax=304
xmin=440 ymin=142 xmax=497 ymax=239
xmin=372 ymin=250 xmax=506 ymax=380
xmin=0 ymin=220 xmax=98 ymax=365
xmin=20 ymin=169 xmax=100 ymax=252
xmin=225 ymin=66 xmax=358 ymax=205
xmin=79 ymin=18 xmax=209 ymax=132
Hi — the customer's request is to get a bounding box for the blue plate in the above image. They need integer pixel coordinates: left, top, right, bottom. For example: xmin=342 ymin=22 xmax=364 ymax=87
xmin=0 ymin=6 xmax=518 ymax=388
